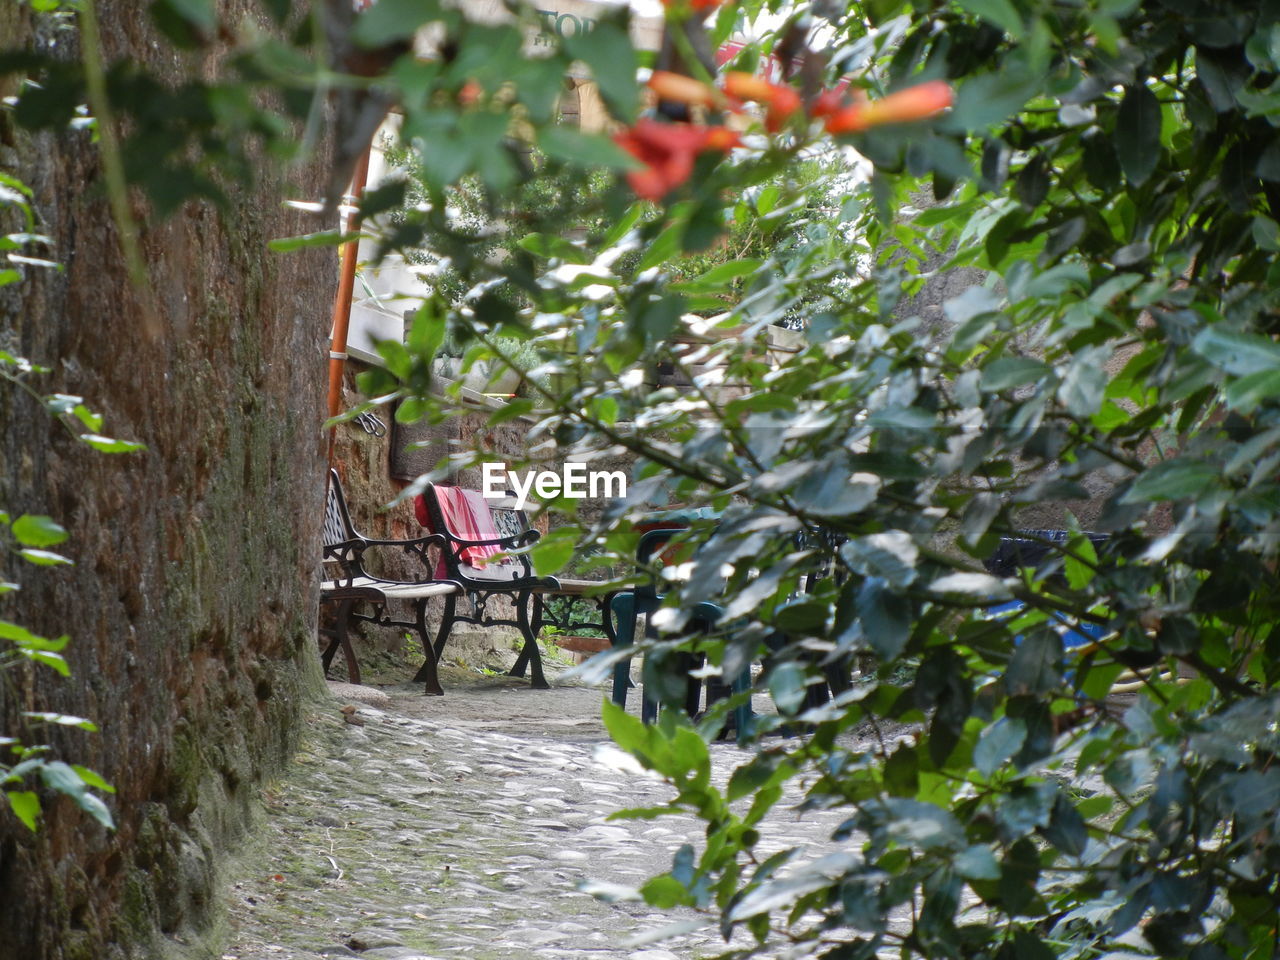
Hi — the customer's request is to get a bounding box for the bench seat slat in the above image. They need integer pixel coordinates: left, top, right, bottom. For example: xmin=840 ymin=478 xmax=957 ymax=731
xmin=321 ymin=577 xmax=460 ymax=601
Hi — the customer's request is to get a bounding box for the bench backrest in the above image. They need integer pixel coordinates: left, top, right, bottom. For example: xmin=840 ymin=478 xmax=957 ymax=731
xmin=324 ymin=471 xmax=372 ymax=586
xmin=324 ymin=470 xmax=360 ymax=555
xmin=420 ymin=483 xmax=537 ymax=585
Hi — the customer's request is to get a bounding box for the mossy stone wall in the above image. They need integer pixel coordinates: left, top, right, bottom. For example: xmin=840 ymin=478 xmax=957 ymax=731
xmin=0 ymin=3 xmax=333 ymax=956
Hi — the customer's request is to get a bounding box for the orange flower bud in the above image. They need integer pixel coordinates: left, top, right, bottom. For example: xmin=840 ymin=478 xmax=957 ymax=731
xmin=825 ymin=80 xmax=953 ymax=134
xmin=648 ymin=70 xmax=721 ymax=108
xmin=702 ymin=126 xmax=741 ymax=151
xmin=722 ymin=71 xmax=775 ymax=103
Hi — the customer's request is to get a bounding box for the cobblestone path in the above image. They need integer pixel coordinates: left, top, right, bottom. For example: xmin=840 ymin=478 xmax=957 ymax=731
xmin=221 ymin=678 xmax=848 ymax=960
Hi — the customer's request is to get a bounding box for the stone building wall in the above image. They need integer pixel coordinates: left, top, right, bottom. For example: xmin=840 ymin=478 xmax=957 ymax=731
xmin=0 ymin=4 xmax=333 ymax=957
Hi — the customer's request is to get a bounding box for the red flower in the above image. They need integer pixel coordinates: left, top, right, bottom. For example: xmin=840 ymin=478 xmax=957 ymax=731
xmin=614 ymin=119 xmax=740 ymax=200
xmin=824 ymin=80 xmax=953 ymax=134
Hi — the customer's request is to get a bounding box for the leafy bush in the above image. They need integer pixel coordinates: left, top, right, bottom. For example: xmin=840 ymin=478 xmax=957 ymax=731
xmin=351 ymin=1 xmax=1280 ymax=956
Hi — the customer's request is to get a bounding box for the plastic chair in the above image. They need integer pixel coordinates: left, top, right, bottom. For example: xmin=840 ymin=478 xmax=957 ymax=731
xmin=608 ymin=529 xmax=753 ymax=742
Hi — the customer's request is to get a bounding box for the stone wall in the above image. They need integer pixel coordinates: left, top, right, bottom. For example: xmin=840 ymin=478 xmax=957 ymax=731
xmin=0 ymin=4 xmax=332 ymax=957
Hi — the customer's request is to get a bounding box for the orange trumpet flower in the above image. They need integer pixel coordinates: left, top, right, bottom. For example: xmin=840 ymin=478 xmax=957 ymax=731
xmin=824 ymin=80 xmax=953 ymax=134
xmin=614 ymin=118 xmax=740 ymax=200
xmin=648 ymin=70 xmax=722 ymax=108
xmin=722 ymin=71 xmax=803 ymax=131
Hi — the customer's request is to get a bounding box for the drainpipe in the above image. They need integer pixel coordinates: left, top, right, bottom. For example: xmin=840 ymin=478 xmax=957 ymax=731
xmin=326 ymin=145 xmax=373 ymax=467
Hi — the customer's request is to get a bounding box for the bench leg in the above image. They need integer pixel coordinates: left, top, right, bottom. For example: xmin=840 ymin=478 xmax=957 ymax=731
xmin=321 ymin=599 xmax=361 ymax=685
xmin=608 ymin=593 xmax=636 ymax=707
xmin=414 ymin=592 xmax=455 ymax=689
xmin=414 ymin=598 xmax=444 ymax=697
xmin=508 ymin=589 xmax=549 ymax=689
xmin=509 ymin=593 xmax=539 ymax=680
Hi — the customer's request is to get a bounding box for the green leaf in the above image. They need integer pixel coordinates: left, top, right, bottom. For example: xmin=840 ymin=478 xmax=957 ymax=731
xmin=18 ymin=549 xmax=73 ymax=566
xmin=74 ymin=791 xmax=115 ymax=829
xmin=10 ymin=515 xmax=67 ymax=549
xmin=767 ymin=661 xmax=808 ymax=715
xmin=1006 ymin=630 xmax=1061 ymax=695
xmin=943 ymin=285 xmax=1001 ymax=326
xmin=6 ymin=790 xmax=40 ymax=831
xmin=956 ymin=0 xmax=1023 ymax=38
xmin=353 ymin=0 xmax=441 ymax=46
xmin=1226 ymin=369 xmax=1280 ymax=413
xmin=955 ymin=844 xmax=1001 ymax=880
xmin=949 ymin=68 xmax=1038 ymax=131
xmin=1058 ymin=346 xmax=1109 ymax=418
xmin=565 ymin=22 xmax=638 ymax=122
xmin=981 ymin=357 xmax=1050 ymax=391
xmin=974 ymin=716 xmax=1026 ymax=778
xmin=1063 ymin=535 xmax=1098 ymax=590
xmin=41 ymin=392 xmax=81 ymax=417
xmin=727 ymin=755 xmax=792 ymax=803
xmin=857 ymin=577 xmax=911 ymax=661
xmin=0 ymin=621 xmax=68 ymax=651
xmin=602 ymin=698 xmax=650 ymax=757
xmin=1121 ymin=458 xmax=1219 ymax=503
xmin=883 ymin=798 xmax=966 ymax=850
xmin=929 ymin=572 xmax=1011 ymax=599
xmin=530 ymin=530 xmax=577 ymax=576
xmin=72 ymin=404 xmax=103 ymax=433
xmin=159 ymin=0 xmax=216 ymax=31
xmin=263 ymin=227 xmax=358 ymax=253
xmin=539 ymin=127 xmax=641 ymax=170
xmin=77 ymin=435 xmax=145 ymax=453
xmin=840 ymin=531 xmax=918 ymax=588
xmin=21 ymin=712 xmax=98 ymax=731
xmin=672 ymin=259 xmax=763 ymax=293
xmin=1114 ymin=84 xmax=1161 ymax=187
xmin=71 ymin=765 xmax=116 ymax=794
xmin=1192 ymin=327 xmax=1280 ymax=376
xmin=38 ymin=760 xmax=84 ymax=797
xmin=641 ymin=874 xmax=692 ymax=908
xmin=19 ymin=648 xmax=70 ymax=677
xmin=517 ymin=233 xmax=591 ymax=263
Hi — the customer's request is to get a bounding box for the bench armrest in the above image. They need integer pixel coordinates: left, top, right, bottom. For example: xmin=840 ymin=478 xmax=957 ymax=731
xmin=326 ymin=534 xmax=448 ymax=578
xmin=357 ymin=533 xmax=449 ymax=551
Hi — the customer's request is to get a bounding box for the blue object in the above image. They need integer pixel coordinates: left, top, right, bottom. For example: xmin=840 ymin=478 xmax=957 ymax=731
xmin=987 ymin=600 xmax=1106 ymax=650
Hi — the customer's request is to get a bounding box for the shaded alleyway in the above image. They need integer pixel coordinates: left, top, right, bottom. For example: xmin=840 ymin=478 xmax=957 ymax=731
xmin=220 ymin=673 xmax=844 ymax=960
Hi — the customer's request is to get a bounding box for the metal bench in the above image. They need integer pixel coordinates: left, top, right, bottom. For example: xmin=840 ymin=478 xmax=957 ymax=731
xmin=321 ymin=470 xmax=461 ymax=695
xmin=414 ymin=483 xmax=615 ymax=689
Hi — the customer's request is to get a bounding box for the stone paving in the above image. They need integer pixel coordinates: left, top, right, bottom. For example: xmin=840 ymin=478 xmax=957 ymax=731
xmin=219 ymin=668 xmax=859 ymax=960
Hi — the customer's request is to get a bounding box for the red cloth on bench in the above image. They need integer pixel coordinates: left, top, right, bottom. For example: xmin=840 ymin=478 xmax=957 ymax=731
xmin=416 ymin=486 xmax=502 ymax=569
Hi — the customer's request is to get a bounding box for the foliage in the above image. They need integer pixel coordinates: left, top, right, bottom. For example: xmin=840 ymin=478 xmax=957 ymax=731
xmin=6 ymin=0 xmax=1280 ymax=954
xmin=2 ymin=175 xmax=136 ymax=832
xmin=352 ymin=0 xmax=1280 ymax=956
